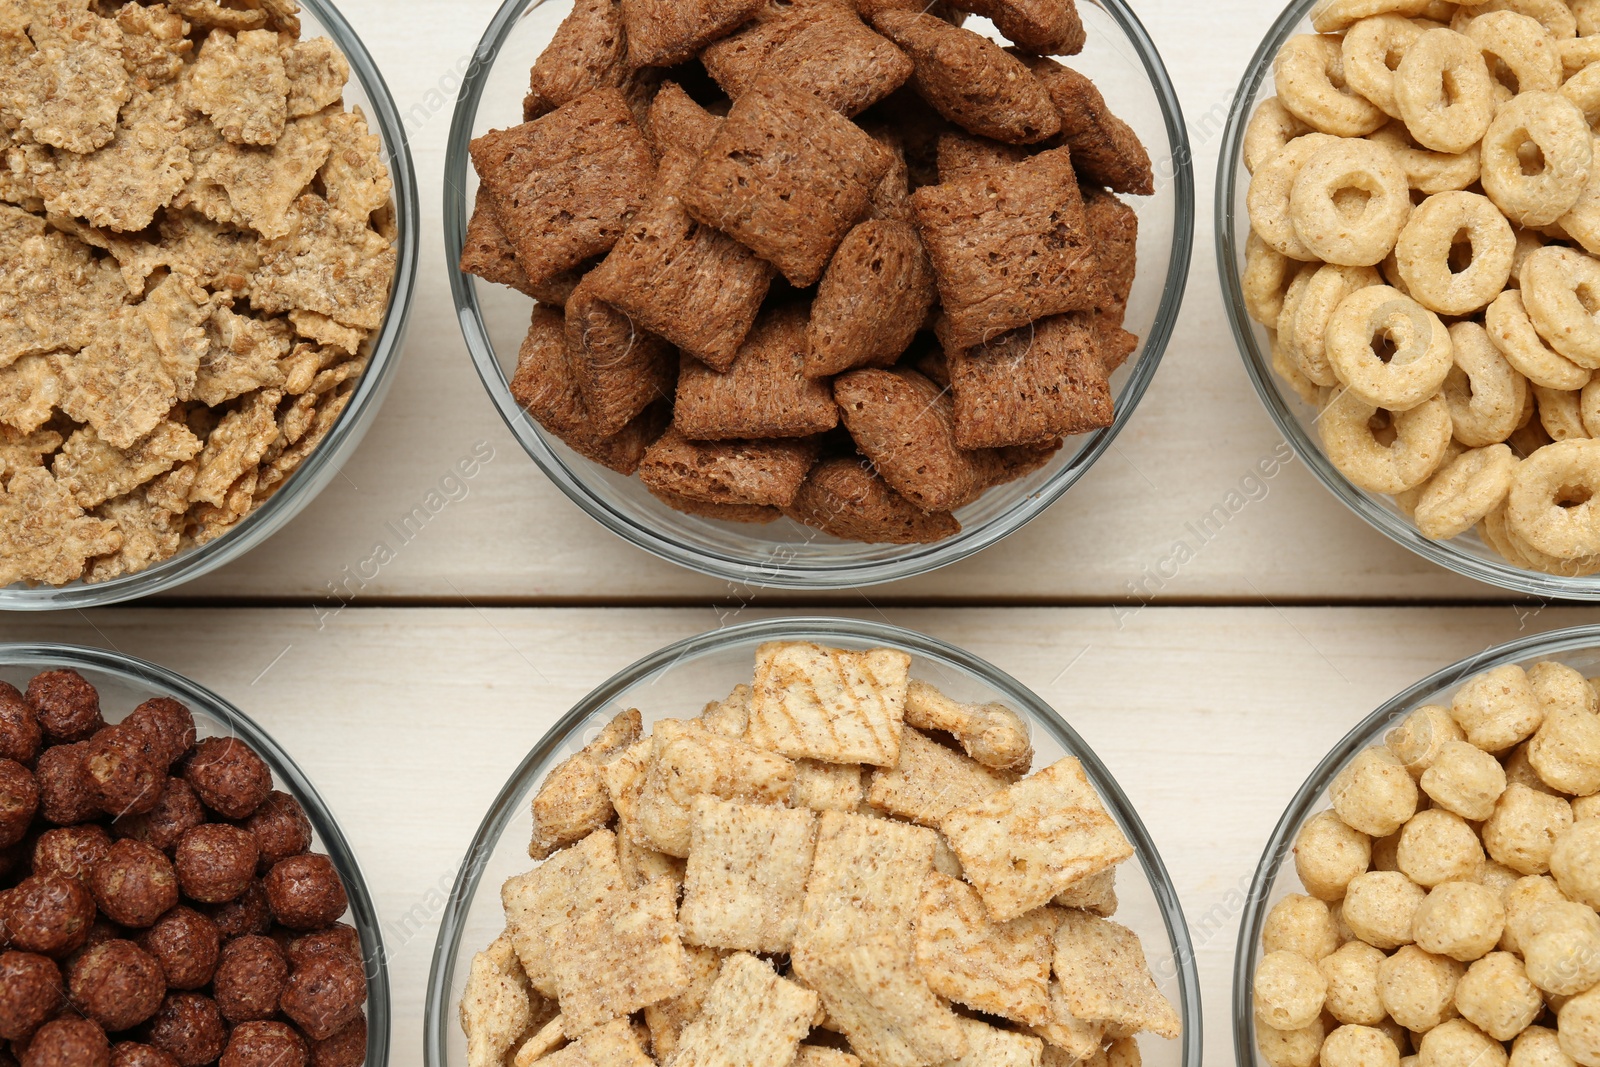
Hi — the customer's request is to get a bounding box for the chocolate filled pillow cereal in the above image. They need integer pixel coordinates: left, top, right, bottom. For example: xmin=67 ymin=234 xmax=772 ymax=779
xmin=462 ymin=0 xmax=1151 ymax=545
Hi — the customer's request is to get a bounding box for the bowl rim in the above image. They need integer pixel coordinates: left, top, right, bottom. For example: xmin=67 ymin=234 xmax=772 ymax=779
xmin=443 ymin=0 xmax=1197 ymax=590
xmin=0 ymin=640 xmax=392 ymax=1064
xmin=1213 ymin=0 xmax=1600 ymax=601
xmin=1228 ymin=621 xmax=1600 ymax=1067
xmin=0 ymin=0 xmax=421 ymax=612
xmin=422 ymin=615 xmax=1203 ymax=1067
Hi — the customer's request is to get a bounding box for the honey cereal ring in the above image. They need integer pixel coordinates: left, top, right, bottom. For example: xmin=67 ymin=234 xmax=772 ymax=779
xmin=1510 ymin=400 xmax=1557 ymax=455
xmin=1278 ymin=261 xmax=1324 ymax=371
xmin=1312 ymin=0 xmax=1439 ymax=33
xmin=1521 ymin=245 xmax=1600 ymax=368
xmin=1562 ymin=64 xmax=1600 ymax=130
xmin=1394 ymin=436 xmax=1465 ymax=514
xmin=1577 ymin=0 xmax=1600 ymax=36
xmin=1558 ymin=141 xmax=1600 ymax=253
xmin=1291 ymin=139 xmax=1414 ymax=265
xmin=1368 ymin=122 xmax=1482 ymax=193
xmin=1395 ymin=191 xmax=1516 ymax=315
xmin=1245 ymin=231 xmax=1296 ymax=326
xmin=1250 ymin=134 xmax=1343 ymax=260
xmin=1583 ymin=377 xmax=1600 ymax=435
xmin=1273 ymin=331 xmax=1327 ymax=406
xmin=1344 ymin=15 xmax=1430 ymax=118
xmin=1320 ymin=388 xmax=1455 ymax=492
xmin=1504 ymin=503 xmax=1600 ymax=572
xmin=1481 ymin=92 xmax=1594 ymax=226
xmin=1293 ymin=264 xmax=1386 ymax=386
xmin=1415 ymin=443 xmax=1518 ymax=537
xmin=1396 ymin=29 xmax=1497 ymax=153
xmin=1534 ymin=383 xmax=1591 ymax=439
xmin=1563 ymin=38 xmax=1600 ymax=80
xmin=1508 ymin=227 xmax=1545 ymax=287
xmin=1458 ymin=0 xmax=1577 ymax=38
xmin=1276 ymin=34 xmax=1390 ymax=136
xmin=1247 ymin=97 xmax=1313 ymax=174
xmin=1506 ymin=438 xmax=1600 ymax=556
xmin=1443 ymin=320 xmax=1530 ymax=446
xmin=1468 ymin=11 xmax=1563 ymax=110
xmin=1326 ymin=285 xmax=1455 ymax=408
xmin=1486 ymin=289 xmax=1594 ymax=388
xmin=1482 ymin=500 xmax=1537 ymax=564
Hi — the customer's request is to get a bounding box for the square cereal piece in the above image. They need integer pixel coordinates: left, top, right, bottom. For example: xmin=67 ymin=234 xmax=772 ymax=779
xmin=866 ymin=726 xmax=1017 ymax=827
xmin=957 ymin=0 xmax=1085 ymax=54
xmin=1053 ymin=910 xmax=1180 ymax=1039
xmin=458 ymin=191 xmax=546 ymax=298
xmin=903 ymin=678 xmax=1034 ymax=772
xmin=1021 ymin=56 xmax=1154 ymax=197
xmin=790 ymin=759 xmax=864 ymax=813
xmin=863 ymin=124 xmax=914 ymax=223
xmin=643 ymin=945 xmax=727 ymax=1063
xmin=0 ymin=466 xmax=121 ymax=588
xmin=700 ymin=1 xmax=912 ymax=117
xmin=1053 ymin=866 xmax=1118 ymax=915
xmin=470 ymin=88 xmax=656 ymax=286
xmin=599 ymin=737 xmax=654 ymax=829
xmin=617 ymin=828 xmax=686 ymax=892
xmin=528 ymin=708 xmax=642 ymax=860
xmin=680 ymin=797 xmax=818 ymax=954
xmin=946 ymin=313 xmax=1114 ymax=450
xmin=565 ymin=278 xmax=676 ymax=439
xmin=620 ymin=0 xmax=765 ymax=68
xmin=552 ymin=878 xmax=691 ymax=1035
xmin=674 ymin=305 xmax=839 ymax=440
xmin=806 ymin=220 xmax=936 ymax=379
xmin=747 ymin=641 xmax=911 ymax=767
xmin=911 ymin=146 xmax=1102 ymax=350
xmin=1034 ymin=991 xmax=1107 ymax=1063
xmin=632 ymin=719 xmax=797 ymax=857
xmin=795 ymin=811 xmax=934 ymax=946
xmin=1092 ymin=317 xmax=1138 ymax=375
xmin=937 ymin=130 xmax=1031 ymax=183
xmin=783 ymin=456 xmax=962 ymax=545
xmin=637 ymin=428 xmax=817 ymax=508
xmin=648 ymin=483 xmax=782 ymax=524
xmin=699 ymin=685 xmax=751 ymax=739
xmin=667 ymin=953 xmax=819 ymax=1067
xmin=525 ymin=0 xmax=630 ymax=118
xmin=869 ymin=11 xmax=1058 ymax=145
xmin=793 ymin=1048 xmax=861 ymax=1067
xmin=502 ymin=829 xmax=624 ymax=997
xmin=461 ymin=931 xmax=539 ymax=1067
xmin=682 ymin=83 xmax=893 ymax=287
xmin=914 ymin=871 xmax=1055 ymax=1026
xmin=944 ymin=1016 xmax=1048 ymax=1067
xmin=940 ymin=756 xmax=1134 ymax=922
xmin=538 ymin=1019 xmax=654 ymax=1067
xmin=643 ymin=81 xmax=722 ymax=157
xmin=1082 ymin=183 xmax=1139 ymax=326
xmin=834 ymin=367 xmax=995 ymax=513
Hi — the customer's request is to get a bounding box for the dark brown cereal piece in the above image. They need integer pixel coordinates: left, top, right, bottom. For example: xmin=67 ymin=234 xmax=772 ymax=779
xmin=458 ymin=193 xmax=536 ymax=299
xmin=83 ymin=726 xmax=163 ymax=820
xmin=77 ymin=918 xmax=127 ymax=955
xmin=1080 ymin=182 xmax=1139 ymax=327
xmin=121 ymin=700 xmax=196 ymax=772
xmin=25 ymin=671 xmax=102 ymax=744
xmin=174 ymin=825 xmax=258 ymax=905
xmin=784 ymin=456 xmax=962 ymax=543
xmin=182 ymin=737 xmax=271 ymax=820
xmin=4 ymin=874 xmax=94 ymax=957
xmin=33 ymin=744 xmax=97 ymax=827
xmin=220 ymin=1022 xmax=307 ymax=1067
xmin=913 ymin=341 xmax=951 ymax=387
xmin=285 ymin=924 xmax=361 ymax=969
xmin=67 ymin=940 xmax=165 ymax=1032
xmin=947 ymin=313 xmax=1114 ymax=448
xmin=470 ymin=88 xmax=656 ymax=287
xmin=936 ymin=130 xmax=1031 ymax=183
xmin=113 ymin=779 xmax=205 ymax=854
xmin=835 ymin=368 xmax=998 ymax=512
xmin=870 ymin=11 xmax=1060 ymax=145
xmin=136 ymin=907 xmax=220 ymax=990
xmin=682 ymin=83 xmax=894 ymax=287
xmin=213 ymin=935 xmax=288 ymax=1024
xmin=525 ymin=0 xmax=630 ymax=118
xmin=205 ymin=879 xmax=272 ymax=940
xmin=866 ymin=85 xmax=953 ymax=190
xmin=308 ymin=1016 xmax=364 ymax=1067
xmin=242 ymin=791 xmax=311 ymax=872
xmin=648 ymin=484 xmax=783 ymax=524
xmin=805 ymin=219 xmax=937 ymax=379
xmin=911 ymin=146 xmax=1103 ymax=350
xmin=564 ymin=278 xmax=677 ymax=439
xmin=263 ymin=855 xmax=347 ymax=931
xmin=0 ymin=761 xmax=37 ymax=848
xmin=620 ymin=0 xmax=766 ymax=68
xmin=0 ymin=952 xmax=61 ymax=1041
xmin=955 ymin=0 xmax=1085 ymax=54
xmin=863 ymin=124 xmax=913 ymax=222
xmin=21 ymin=1017 xmax=109 ymax=1067
xmin=143 ymin=993 xmax=226 ymax=1067
xmin=637 ymin=428 xmax=819 ymax=507
xmin=91 ymin=840 xmax=179 ymax=929
xmin=0 ymin=684 xmax=42 ymax=765
xmin=857 ymin=0 xmax=970 ymax=25
xmin=643 ymin=81 xmax=721 ymax=158
xmin=673 ymin=305 xmax=839 ymax=440
xmin=1020 ymin=54 xmax=1154 ymax=196
xmin=1093 ymin=317 xmax=1139 ymax=374
xmin=110 ymin=1044 xmax=181 ymax=1067
xmin=32 ymin=826 xmax=111 ymax=884
xmin=280 ymin=949 xmax=366 ymax=1042
xmin=700 ymin=2 xmax=912 ymax=117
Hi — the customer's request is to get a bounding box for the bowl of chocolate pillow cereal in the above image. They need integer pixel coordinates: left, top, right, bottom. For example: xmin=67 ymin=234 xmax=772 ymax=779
xmin=446 ymin=0 xmax=1194 ymax=588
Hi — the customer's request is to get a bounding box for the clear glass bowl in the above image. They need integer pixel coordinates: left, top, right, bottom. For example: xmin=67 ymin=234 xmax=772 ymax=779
xmin=0 ymin=0 xmax=419 ymax=611
xmin=1231 ymin=622 xmax=1600 ymax=1067
xmin=423 ymin=616 xmax=1202 ymax=1067
xmin=1215 ymin=0 xmax=1600 ymax=600
xmin=0 ymin=642 xmax=390 ymax=1063
xmin=445 ymin=0 xmax=1195 ymax=589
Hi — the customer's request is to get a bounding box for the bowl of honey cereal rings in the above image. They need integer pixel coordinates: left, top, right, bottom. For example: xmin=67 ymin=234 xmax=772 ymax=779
xmin=1219 ymin=0 xmax=1600 ymax=597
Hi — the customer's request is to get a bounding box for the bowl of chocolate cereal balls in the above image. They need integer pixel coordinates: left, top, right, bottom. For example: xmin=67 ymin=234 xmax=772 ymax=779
xmin=446 ymin=0 xmax=1194 ymax=588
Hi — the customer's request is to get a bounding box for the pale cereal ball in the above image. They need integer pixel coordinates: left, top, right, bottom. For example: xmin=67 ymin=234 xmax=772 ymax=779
xmin=1259 ymin=1015 xmax=1330 ymax=1067
xmin=1323 ymin=1024 xmax=1401 ymax=1067
xmin=1421 ymin=741 xmax=1508 ymax=821
xmin=1531 ymin=663 xmax=1599 ymax=718
xmin=1297 ymin=810 xmax=1374 ymax=901
xmin=1529 ymin=707 xmax=1600 ymax=798
xmin=1452 ymin=664 xmax=1545 ymax=753
xmin=1502 ymin=875 xmax=1570 ymax=955
xmin=1378 ymin=944 xmax=1465 ymax=1032
xmin=1344 ymin=871 xmax=1427 ymax=950
xmin=1455 ymin=951 xmax=1545 ymax=1041
xmin=1523 ymin=901 xmax=1600 ymax=996
xmin=1552 ymin=821 xmax=1600 ymax=909
xmin=1575 ymin=797 xmax=1600 ymax=821
xmin=1413 ymin=881 xmax=1506 ymax=962
xmin=1559 ymin=984 xmax=1600 ymax=1066
xmin=1507 ymin=743 xmax=1561 ymax=796
xmin=1398 ymin=809 xmax=1485 ymax=887
xmin=1374 ymin=1017 xmax=1409 ymax=1057
xmin=1255 ymin=949 xmax=1329 ymax=1031
xmin=1418 ymin=1019 xmax=1509 ymax=1067
xmin=1388 ymin=705 xmax=1465 ymax=777
xmin=1330 ymin=900 xmax=1357 ymax=944
xmin=1478 ymin=860 xmax=1523 ymax=894
xmin=1333 ymin=748 xmax=1422 ymax=837
xmin=1320 ymin=940 xmax=1388 ymax=1026
xmin=1486 ymin=785 xmax=1576 ymax=877
xmin=1373 ymin=832 xmax=1402 ymax=873
xmin=1266 ymin=894 xmax=1342 ymax=962
xmin=1512 ymin=1027 xmax=1575 ymax=1067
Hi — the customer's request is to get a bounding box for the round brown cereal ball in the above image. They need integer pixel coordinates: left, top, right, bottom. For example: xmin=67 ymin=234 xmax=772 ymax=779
xmin=264 ymin=855 xmax=347 ymax=931
xmin=1387 ymin=705 xmax=1465 ymax=777
xmin=181 ymin=738 xmax=270 ymax=821
xmin=174 ymin=825 xmax=257 ymax=905
xmin=308 ymin=1016 xmax=364 ymax=1067
xmin=25 ymin=671 xmax=102 ymax=744
xmin=1323 ymin=1025 xmax=1399 ymax=1067
xmin=0 ymin=761 xmax=36 ymax=849
xmin=1552 ymin=820 xmax=1600 ymax=910
xmin=1505 ymin=743 xmax=1560 ymax=796
xmin=0 ymin=952 xmax=61 ymax=1041
xmin=0 ymin=683 xmax=42 ymax=766
xmin=1413 ymin=880 xmax=1505 ymax=962
xmin=1418 ymin=1019 xmax=1507 ymax=1067
xmin=21 ymin=1017 xmax=109 ymax=1067
xmin=32 ymin=826 xmax=111 ymax=885
xmin=1253 ymin=949 xmax=1326 ymax=1031
xmin=1377 ymin=944 xmax=1464 ymax=1032
xmin=243 ymin=792 xmax=311 ymax=872
xmin=121 ymin=700 xmax=195 ymax=771
xmin=1319 ymin=940 xmax=1387 ymax=1026
xmin=1343 ymin=870 xmax=1426 ymax=950
xmin=286 ymin=924 xmax=360 ymax=969
xmin=1452 ymin=664 xmax=1544 ymax=753
xmin=109 ymin=1044 xmax=180 ymax=1067
xmin=213 ymin=935 xmax=287 ymax=1024
xmin=136 ymin=907 xmax=219 ymax=991
xmin=67 ymin=940 xmax=165 ymax=1032
xmin=143 ymin=993 xmax=225 ymax=1067
xmin=1256 ymin=1015 xmax=1327 ymax=1067
xmin=219 ymin=1022 xmax=306 ymax=1067
xmin=1531 ymin=708 xmax=1600 ymax=797
xmin=1511 ymin=1027 xmax=1573 ymax=1067
xmin=1332 ymin=748 xmax=1420 ymax=837
xmin=280 ymin=949 xmax=366 ymax=1041
xmin=1530 ymin=662 xmax=1598 ymax=717
xmin=1523 ymin=899 xmax=1600 ymax=995
xmin=91 ymin=840 xmax=178 ymax=929
xmin=1455 ymin=951 xmax=1543 ymax=1041
xmin=1397 ymin=809 xmax=1484 ymax=887
xmin=34 ymin=744 xmax=97 ymax=827
xmin=113 ymin=779 xmax=204 ymax=854
xmin=1294 ymin=810 xmax=1371 ymax=901
xmin=1420 ymin=740 xmax=1507 ymax=821
xmin=1502 ymin=874 xmax=1569 ymax=954
xmin=4 ymin=873 xmax=94 ymax=957
xmin=1485 ymin=785 xmax=1573 ymax=876
xmin=206 ymin=880 xmax=271 ymax=940
xmin=83 ymin=726 xmax=162 ymax=820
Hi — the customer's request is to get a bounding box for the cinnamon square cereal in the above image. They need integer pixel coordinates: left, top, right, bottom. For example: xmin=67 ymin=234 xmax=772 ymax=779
xmin=620 ymin=0 xmax=766 ymax=68
xmin=666 ymin=953 xmax=820 ymax=1067
xmin=565 ymin=279 xmax=677 ymax=440
xmin=866 ymin=726 xmax=1018 ymax=827
xmin=679 ymin=796 xmax=818 ymax=954
xmin=914 ymin=871 xmax=1055 ymax=1025
xmin=946 ymin=314 xmax=1115 ymax=450
xmin=674 ymin=305 xmax=839 ymax=440
xmin=552 ymin=878 xmax=691 ymax=1034
xmin=748 ymin=643 xmax=912 ymax=768
xmin=637 ymin=428 xmax=818 ymax=509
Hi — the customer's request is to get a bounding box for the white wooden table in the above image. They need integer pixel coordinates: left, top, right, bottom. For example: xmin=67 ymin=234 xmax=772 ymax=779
xmin=4 ymin=2 xmax=1587 ymax=1065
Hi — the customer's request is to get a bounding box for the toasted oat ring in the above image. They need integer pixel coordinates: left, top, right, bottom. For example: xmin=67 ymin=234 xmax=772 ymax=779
xmin=1394 ymin=191 xmax=1516 ymax=315
xmin=1562 ymin=143 xmax=1600 ymax=254
xmin=1415 ymin=443 xmax=1518 ymax=537
xmin=1465 ymin=11 xmax=1562 ymax=106
xmin=1312 ymin=0 xmax=1437 ymax=33
xmin=1273 ymin=330 xmax=1325 ymax=406
xmin=1277 ymin=261 xmax=1323 ymax=374
xmin=1244 ymin=232 xmax=1295 ymax=326
xmin=1396 ymin=29 xmax=1497 ymax=153
xmin=1563 ymin=38 xmax=1600 ymax=78
xmin=1534 ymin=383 xmax=1592 ymax=439
xmin=1344 ymin=15 xmax=1429 ymax=118
xmin=1509 ymin=227 xmax=1546 ymax=287
xmin=1521 ymin=245 xmax=1600 ymax=368
xmin=1585 ymin=378 xmax=1600 ymax=436
xmin=1456 ymin=0 xmax=1577 ymax=38
xmin=1289 ymin=139 xmax=1413 ymax=265
xmin=1368 ymin=122 xmax=1482 ymax=192
xmin=1506 ymin=438 xmax=1600 ymax=556
xmin=1562 ymin=64 xmax=1600 ymax=131
xmin=1481 ymin=92 xmax=1594 ymax=226
xmin=1250 ymin=133 xmax=1342 ymax=260
xmin=1246 ymin=97 xmax=1312 ymax=174
xmin=1577 ymin=0 xmax=1600 ymax=36
xmin=1443 ymin=320 xmax=1530 ymax=446
xmin=1506 ymin=518 xmax=1600 ymax=573
xmin=1275 ymin=34 xmax=1389 ymax=136
xmin=1320 ymin=388 xmax=1454 ymax=492
xmin=1486 ymin=288 xmax=1594 ymax=388
xmin=1292 ymin=263 xmax=1384 ymax=386
xmin=1326 ymin=284 xmax=1455 ymax=409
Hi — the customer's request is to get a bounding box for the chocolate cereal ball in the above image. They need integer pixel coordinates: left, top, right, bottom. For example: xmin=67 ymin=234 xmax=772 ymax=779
xmin=33 ymin=744 xmax=97 ymax=827
xmin=206 ymin=880 xmax=271 ymax=940
xmin=220 ymin=1022 xmax=307 ymax=1067
xmin=287 ymin=925 xmax=361 ymax=969
xmin=122 ymin=700 xmax=195 ymax=771
xmin=32 ymin=826 xmax=111 ymax=885
xmin=91 ymin=841 xmax=178 ymax=929
xmin=174 ymin=825 xmax=257 ymax=905
xmin=113 ymin=780 xmax=204 ymax=854
xmin=281 ymin=948 xmax=366 ymax=1042
xmin=213 ymin=936 xmax=287 ymax=1024
xmin=110 ymin=1044 xmax=180 ymax=1067
xmin=136 ymin=907 xmax=219 ymax=991
xmin=0 ymin=952 xmax=61 ymax=1041
xmin=143 ymin=994 xmax=225 ymax=1067
xmin=20 ymin=1017 xmax=108 ymax=1067
xmin=243 ymin=792 xmax=311 ymax=872
xmin=25 ymin=671 xmax=102 ymax=744
xmin=0 ymin=684 xmax=42 ymax=765
xmin=4 ymin=873 xmax=94 ymax=957
xmin=181 ymin=738 xmax=270 ymax=820
xmin=0 ymin=762 xmax=37 ymax=848
xmin=309 ymin=1016 xmax=364 ymax=1067
xmin=83 ymin=726 xmax=163 ymax=820
xmin=68 ymin=940 xmax=165 ymax=1032
xmin=264 ymin=856 xmax=347 ymax=931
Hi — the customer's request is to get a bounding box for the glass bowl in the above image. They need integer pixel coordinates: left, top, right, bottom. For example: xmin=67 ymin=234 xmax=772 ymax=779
xmin=423 ymin=616 xmax=1202 ymax=1067
xmin=1231 ymin=622 xmax=1600 ymax=1067
xmin=445 ymin=0 xmax=1195 ymax=589
xmin=1215 ymin=0 xmax=1600 ymax=600
xmin=0 ymin=0 xmax=420 ymax=611
xmin=0 ymin=642 xmax=390 ymax=1062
